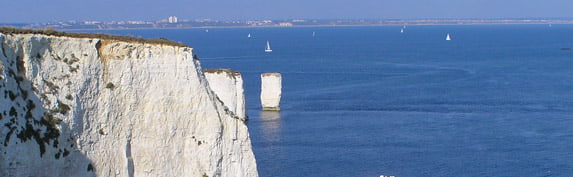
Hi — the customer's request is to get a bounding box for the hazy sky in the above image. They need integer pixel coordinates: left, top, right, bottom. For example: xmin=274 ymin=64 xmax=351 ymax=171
xmin=1 ymin=0 xmax=572 ymax=23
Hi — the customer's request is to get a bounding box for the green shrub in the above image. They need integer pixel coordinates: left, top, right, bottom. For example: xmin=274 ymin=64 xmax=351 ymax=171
xmin=87 ymin=163 xmax=94 ymax=172
xmin=44 ymin=113 xmax=62 ymax=126
xmin=105 ymin=82 xmax=114 ymax=89
xmin=57 ymin=102 xmax=70 ymax=114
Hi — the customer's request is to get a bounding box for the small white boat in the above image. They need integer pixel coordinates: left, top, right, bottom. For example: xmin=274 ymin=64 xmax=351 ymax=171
xmin=265 ymin=40 xmax=273 ymax=52
xmin=400 ymin=28 xmax=404 ymax=33
xmin=446 ymin=33 xmax=452 ymax=41
xmin=312 ymin=31 xmax=316 ymax=37
xmin=248 ymin=33 xmax=251 ymax=38
xmin=205 ymin=29 xmax=209 ymax=32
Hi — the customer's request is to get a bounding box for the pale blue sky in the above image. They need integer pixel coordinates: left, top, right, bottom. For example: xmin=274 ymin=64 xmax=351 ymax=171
xmin=1 ymin=0 xmax=572 ymax=23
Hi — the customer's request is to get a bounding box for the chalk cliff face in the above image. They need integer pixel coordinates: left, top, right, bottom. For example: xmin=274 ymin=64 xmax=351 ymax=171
xmin=0 ymin=33 xmax=257 ymax=177
xmin=204 ymin=69 xmax=246 ymax=119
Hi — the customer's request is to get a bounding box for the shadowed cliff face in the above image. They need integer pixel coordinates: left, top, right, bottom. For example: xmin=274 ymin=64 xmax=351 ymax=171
xmin=0 ymin=34 xmax=95 ymax=176
xmin=0 ymin=33 xmax=258 ymax=177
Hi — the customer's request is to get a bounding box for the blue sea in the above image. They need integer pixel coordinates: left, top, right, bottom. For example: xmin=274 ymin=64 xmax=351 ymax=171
xmin=83 ymin=25 xmax=573 ymax=177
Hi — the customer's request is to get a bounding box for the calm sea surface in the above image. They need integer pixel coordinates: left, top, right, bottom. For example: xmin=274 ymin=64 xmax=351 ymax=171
xmin=80 ymin=25 xmax=573 ymax=177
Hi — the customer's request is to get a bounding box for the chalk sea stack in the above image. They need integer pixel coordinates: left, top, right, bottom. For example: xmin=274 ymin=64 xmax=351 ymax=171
xmin=260 ymin=73 xmax=282 ymax=111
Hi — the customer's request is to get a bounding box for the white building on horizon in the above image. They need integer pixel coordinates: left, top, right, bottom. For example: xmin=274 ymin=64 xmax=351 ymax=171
xmin=168 ymin=16 xmax=178 ymax=23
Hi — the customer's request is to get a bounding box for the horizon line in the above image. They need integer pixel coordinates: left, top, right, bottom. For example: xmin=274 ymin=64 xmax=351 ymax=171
xmin=3 ymin=17 xmax=573 ymax=24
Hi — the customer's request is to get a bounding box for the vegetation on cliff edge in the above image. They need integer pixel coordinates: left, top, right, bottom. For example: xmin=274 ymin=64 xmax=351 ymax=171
xmin=0 ymin=27 xmax=188 ymax=47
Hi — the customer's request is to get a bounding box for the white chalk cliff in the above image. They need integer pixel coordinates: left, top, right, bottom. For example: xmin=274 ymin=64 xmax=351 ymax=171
xmin=204 ymin=69 xmax=246 ymax=119
xmin=260 ymin=73 xmax=281 ymax=111
xmin=0 ymin=33 xmax=258 ymax=177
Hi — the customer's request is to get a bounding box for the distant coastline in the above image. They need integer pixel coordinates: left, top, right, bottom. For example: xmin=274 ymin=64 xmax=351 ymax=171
xmin=2 ymin=18 xmax=573 ymax=31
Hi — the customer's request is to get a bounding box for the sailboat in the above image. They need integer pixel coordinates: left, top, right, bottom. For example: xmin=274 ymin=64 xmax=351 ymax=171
xmin=265 ymin=40 xmax=273 ymax=52
xmin=400 ymin=28 xmax=404 ymax=33
xmin=446 ymin=33 xmax=452 ymax=41
xmin=312 ymin=31 xmax=316 ymax=37
xmin=248 ymin=33 xmax=251 ymax=38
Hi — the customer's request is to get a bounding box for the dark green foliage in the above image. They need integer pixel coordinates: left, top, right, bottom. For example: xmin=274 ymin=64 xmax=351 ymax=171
xmin=26 ymin=100 xmax=35 ymax=110
xmin=9 ymin=107 xmax=17 ymax=117
xmin=15 ymin=121 xmax=48 ymax=155
xmin=67 ymin=54 xmax=79 ymax=65
xmin=40 ymin=93 xmax=47 ymax=100
xmin=98 ymin=129 xmax=105 ymax=135
xmin=65 ymin=94 xmax=72 ymax=100
xmin=63 ymin=148 xmax=70 ymax=157
xmin=21 ymin=89 xmax=28 ymax=100
xmin=4 ymin=106 xmax=61 ymax=156
xmin=87 ymin=163 xmax=94 ymax=172
xmin=40 ymin=93 xmax=51 ymax=105
xmin=57 ymin=102 xmax=70 ymax=114
xmin=105 ymin=82 xmax=114 ymax=89
xmin=16 ymin=55 xmax=25 ymax=75
xmin=69 ymin=65 xmax=78 ymax=72
xmin=45 ymin=80 xmax=59 ymax=91
xmin=198 ymin=141 xmax=202 ymax=146
xmin=15 ymin=76 xmax=24 ymax=83
xmin=8 ymin=90 xmax=17 ymax=100
xmin=4 ymin=127 xmax=17 ymax=146
xmin=0 ymin=27 xmax=188 ymax=47
xmin=25 ymin=111 xmax=33 ymax=119
xmin=50 ymin=101 xmax=71 ymax=115
xmin=203 ymin=174 xmax=209 ymax=177
xmin=43 ymin=113 xmax=62 ymax=126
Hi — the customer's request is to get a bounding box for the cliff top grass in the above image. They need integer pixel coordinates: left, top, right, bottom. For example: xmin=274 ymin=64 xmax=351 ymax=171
xmin=0 ymin=27 xmax=188 ymax=47
xmin=204 ymin=69 xmax=242 ymax=77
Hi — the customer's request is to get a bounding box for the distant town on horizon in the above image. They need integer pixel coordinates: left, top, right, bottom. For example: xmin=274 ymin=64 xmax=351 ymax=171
xmin=3 ymin=17 xmax=573 ymax=30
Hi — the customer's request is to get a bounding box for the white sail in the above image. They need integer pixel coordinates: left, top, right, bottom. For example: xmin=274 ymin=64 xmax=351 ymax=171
xmin=265 ymin=40 xmax=273 ymax=52
xmin=248 ymin=33 xmax=251 ymax=38
xmin=312 ymin=31 xmax=316 ymax=37
xmin=446 ymin=33 xmax=452 ymax=41
xmin=400 ymin=28 xmax=404 ymax=33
